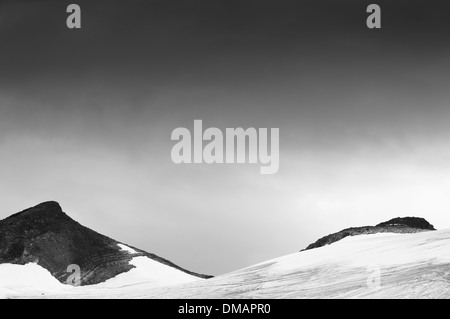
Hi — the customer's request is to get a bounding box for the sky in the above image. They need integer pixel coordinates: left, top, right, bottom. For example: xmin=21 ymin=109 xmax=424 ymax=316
xmin=1 ymin=0 xmax=450 ymax=275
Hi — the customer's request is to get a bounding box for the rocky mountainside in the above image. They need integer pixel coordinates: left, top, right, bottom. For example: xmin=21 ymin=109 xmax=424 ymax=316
xmin=0 ymin=201 xmax=211 ymax=285
xmin=303 ymin=217 xmax=435 ymax=251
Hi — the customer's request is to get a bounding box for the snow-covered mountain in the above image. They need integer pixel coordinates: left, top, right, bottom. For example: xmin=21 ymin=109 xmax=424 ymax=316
xmin=0 ymin=201 xmax=208 ymax=296
xmin=1 ymin=202 xmax=450 ymax=299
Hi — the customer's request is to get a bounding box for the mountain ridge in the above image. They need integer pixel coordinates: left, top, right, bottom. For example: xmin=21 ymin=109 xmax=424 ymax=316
xmin=0 ymin=201 xmax=212 ymax=285
xmin=302 ymin=216 xmax=435 ymax=251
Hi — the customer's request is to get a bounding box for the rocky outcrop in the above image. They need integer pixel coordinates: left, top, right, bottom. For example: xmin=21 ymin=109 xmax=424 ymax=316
xmin=376 ymin=217 xmax=435 ymax=230
xmin=0 ymin=201 xmax=212 ymax=285
xmin=303 ymin=217 xmax=435 ymax=251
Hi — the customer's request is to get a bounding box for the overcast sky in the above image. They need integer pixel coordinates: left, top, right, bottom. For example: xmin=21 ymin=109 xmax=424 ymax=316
xmin=1 ymin=0 xmax=450 ymax=275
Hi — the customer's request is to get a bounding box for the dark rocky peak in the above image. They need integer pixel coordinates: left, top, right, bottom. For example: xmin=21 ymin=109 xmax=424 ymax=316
xmin=0 ymin=201 xmax=211 ymax=285
xmin=1 ymin=201 xmax=76 ymax=239
xmin=5 ymin=201 xmax=67 ymax=221
xmin=376 ymin=217 xmax=435 ymax=230
xmin=303 ymin=216 xmax=436 ymax=251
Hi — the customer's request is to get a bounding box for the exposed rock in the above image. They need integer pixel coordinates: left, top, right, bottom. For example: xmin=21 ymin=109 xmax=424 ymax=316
xmin=376 ymin=217 xmax=435 ymax=230
xmin=0 ymin=201 xmax=212 ymax=285
xmin=303 ymin=217 xmax=436 ymax=251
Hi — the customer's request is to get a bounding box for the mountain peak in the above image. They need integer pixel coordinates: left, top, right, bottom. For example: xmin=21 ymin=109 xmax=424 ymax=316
xmin=0 ymin=202 xmax=210 ymax=285
xmin=303 ymin=216 xmax=436 ymax=251
xmin=376 ymin=217 xmax=435 ymax=230
xmin=5 ymin=201 xmax=65 ymax=221
xmin=33 ymin=201 xmax=62 ymax=211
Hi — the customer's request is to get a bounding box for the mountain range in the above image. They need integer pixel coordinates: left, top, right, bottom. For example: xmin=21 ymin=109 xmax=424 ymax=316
xmin=1 ymin=201 xmax=448 ymax=299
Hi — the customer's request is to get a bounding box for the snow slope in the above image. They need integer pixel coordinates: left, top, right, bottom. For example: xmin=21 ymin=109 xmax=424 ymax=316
xmin=3 ymin=229 xmax=450 ymax=298
xmin=0 ymin=263 xmax=73 ymax=298
xmin=0 ymin=257 xmax=201 ymax=299
xmin=94 ymin=256 xmax=201 ymax=288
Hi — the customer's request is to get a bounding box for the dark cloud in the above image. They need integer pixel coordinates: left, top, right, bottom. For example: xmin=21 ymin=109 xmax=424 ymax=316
xmin=1 ymin=0 xmax=450 ymax=274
